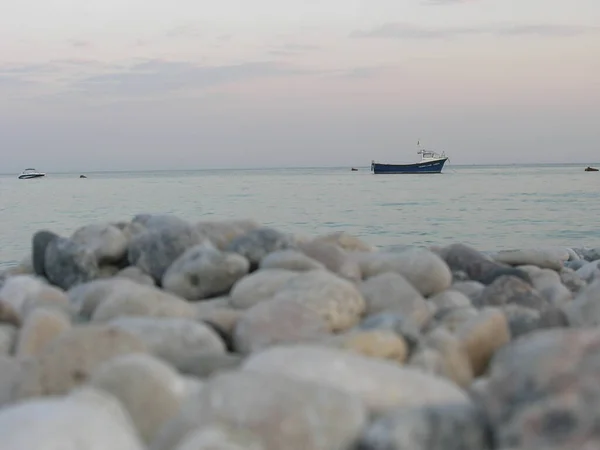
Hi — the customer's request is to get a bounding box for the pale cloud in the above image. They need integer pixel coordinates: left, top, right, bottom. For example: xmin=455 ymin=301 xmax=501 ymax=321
xmin=351 ymin=22 xmax=600 ymax=39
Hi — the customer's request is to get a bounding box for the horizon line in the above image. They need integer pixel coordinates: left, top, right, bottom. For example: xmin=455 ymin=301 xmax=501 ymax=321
xmin=2 ymin=161 xmax=600 ymax=176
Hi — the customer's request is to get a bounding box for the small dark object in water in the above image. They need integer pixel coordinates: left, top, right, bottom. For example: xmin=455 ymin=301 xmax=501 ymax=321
xmin=351 ymin=168 xmax=358 ymax=171
xmin=80 ymin=175 xmax=87 ymax=178
xmin=585 ymin=167 xmax=598 ymax=172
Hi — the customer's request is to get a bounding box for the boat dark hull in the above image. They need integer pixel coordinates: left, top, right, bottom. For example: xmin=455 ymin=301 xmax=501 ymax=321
xmin=18 ymin=174 xmax=45 ymax=179
xmin=371 ymin=158 xmax=448 ymax=174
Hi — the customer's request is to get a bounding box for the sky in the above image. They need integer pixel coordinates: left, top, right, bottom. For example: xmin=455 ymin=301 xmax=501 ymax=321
xmin=1 ymin=0 xmax=599 ymax=172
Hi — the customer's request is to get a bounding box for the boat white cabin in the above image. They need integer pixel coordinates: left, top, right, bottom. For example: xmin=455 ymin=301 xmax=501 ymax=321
xmin=18 ymin=168 xmax=46 ymax=179
xmin=417 ymin=149 xmax=447 ymax=163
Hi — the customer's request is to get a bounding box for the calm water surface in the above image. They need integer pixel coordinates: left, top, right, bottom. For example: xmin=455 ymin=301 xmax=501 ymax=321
xmin=1 ymin=165 xmax=599 ymax=267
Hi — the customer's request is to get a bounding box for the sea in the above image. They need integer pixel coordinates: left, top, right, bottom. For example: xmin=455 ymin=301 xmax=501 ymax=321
xmin=1 ymin=164 xmax=600 ymax=269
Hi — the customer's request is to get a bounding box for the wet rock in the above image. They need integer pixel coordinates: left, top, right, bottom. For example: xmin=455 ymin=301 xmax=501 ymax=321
xmin=357 ymin=248 xmax=452 ymax=297
xmin=13 ymin=324 xmax=147 ymax=398
xmin=162 ymin=243 xmax=250 ymax=300
xmin=226 ymin=227 xmax=296 ymax=270
xmin=358 ymin=312 xmax=422 ymax=353
xmin=298 ymin=240 xmax=362 ymax=281
xmin=229 ymin=269 xmax=299 ymax=309
xmin=71 ymin=223 xmax=129 ymax=265
xmin=480 ymin=328 xmax=600 ymax=449
xmin=31 ymin=230 xmax=59 ymax=277
xmin=44 ymin=237 xmax=100 ymax=290
xmin=563 ymin=279 xmax=600 ymax=326
xmin=15 ymin=308 xmax=71 ymax=358
xmin=88 ymin=353 xmax=189 ymax=444
xmin=90 ymin=279 xmax=195 ymax=322
xmin=150 ymin=371 xmax=367 ymax=450
xmin=269 ymin=270 xmax=366 ymax=332
xmin=107 ymin=317 xmax=226 ymax=366
xmin=175 ymin=352 xmax=243 ymax=378
xmin=258 ymin=249 xmax=325 ymax=272
xmin=242 ymin=345 xmax=469 ymax=414
xmin=474 ymin=275 xmax=548 ymax=311
xmin=579 ymin=247 xmax=600 ymax=262
xmin=233 ymin=297 xmax=329 ymax=354
xmin=359 ymin=272 xmax=429 ymax=325
xmin=115 ymin=265 xmax=155 ymax=285
xmin=565 ymin=259 xmax=587 ymax=271
xmin=128 ymin=221 xmax=203 ymax=282
xmin=492 ymin=248 xmax=566 ymax=270
xmin=0 ymin=389 xmax=144 ymax=450
xmin=455 ymin=307 xmax=510 ymax=376
xmin=356 ymin=402 xmax=491 ymax=450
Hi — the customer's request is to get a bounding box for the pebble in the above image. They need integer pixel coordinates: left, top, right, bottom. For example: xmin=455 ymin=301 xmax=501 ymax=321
xmin=242 ymin=344 xmax=469 ymax=414
xmin=269 ymin=270 xmax=366 ymax=332
xmin=491 ymin=248 xmax=566 ymax=270
xmin=358 ymin=272 xmax=430 ymax=325
xmin=233 ymin=297 xmax=329 ymax=354
xmin=327 ymin=329 xmax=409 ymax=363
xmin=88 ymin=353 xmax=190 ymax=444
xmin=162 ymin=243 xmax=250 ymax=300
xmin=298 ymin=240 xmax=362 ymax=281
xmin=12 ymin=324 xmax=148 ymax=398
xmin=107 ymin=317 xmax=226 ymax=366
xmin=228 ymin=269 xmax=299 ymax=309
xmin=0 ymin=388 xmax=145 ymax=450
xmin=90 ymin=279 xmax=196 ymax=322
xmin=258 ymin=249 xmax=326 ymax=272
xmin=4 ymin=214 xmax=600 ymax=448
xmin=357 ymin=248 xmax=452 ymax=296
xmin=15 ymin=308 xmax=72 ymax=358
xmin=0 ymin=324 xmax=16 ymax=355
xmin=226 ymin=227 xmax=296 ymax=270
xmin=128 ymin=221 xmax=204 ymax=281
xmin=474 ymin=275 xmax=548 ymax=311
xmin=150 ymin=371 xmax=367 ymax=450
xmin=356 ymin=402 xmax=491 ymax=450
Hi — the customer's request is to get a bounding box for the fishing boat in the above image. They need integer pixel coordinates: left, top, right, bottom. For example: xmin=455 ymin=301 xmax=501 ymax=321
xmin=585 ymin=166 xmax=598 ymax=172
xmin=18 ymin=168 xmax=46 ymax=179
xmin=371 ymin=141 xmax=448 ymax=174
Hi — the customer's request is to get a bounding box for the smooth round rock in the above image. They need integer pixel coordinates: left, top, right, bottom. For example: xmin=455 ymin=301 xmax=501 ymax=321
xmin=233 ymin=297 xmax=329 ymax=354
xmin=88 ymin=353 xmax=189 ymax=444
xmin=150 ymin=371 xmax=367 ymax=450
xmin=269 ymin=270 xmax=366 ymax=332
xmin=357 ymin=249 xmax=452 ymax=297
xmin=31 ymin=230 xmax=59 ymax=277
xmin=162 ymin=243 xmax=250 ymax=301
xmin=71 ymin=223 xmax=129 ymax=265
xmin=242 ymin=344 xmax=470 ymax=414
xmin=13 ymin=325 xmax=148 ymax=398
xmin=108 ymin=317 xmax=226 ymax=366
xmin=15 ymin=308 xmax=71 ymax=358
xmin=259 ymin=250 xmax=326 ymax=272
xmin=226 ymin=227 xmax=296 ymax=270
xmin=44 ymin=237 xmax=100 ymax=290
xmin=359 ymin=272 xmax=429 ymax=325
xmin=229 ymin=269 xmax=299 ymax=309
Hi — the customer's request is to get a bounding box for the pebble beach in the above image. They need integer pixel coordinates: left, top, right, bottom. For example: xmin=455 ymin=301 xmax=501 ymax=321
xmin=1 ymin=213 xmax=600 ymax=449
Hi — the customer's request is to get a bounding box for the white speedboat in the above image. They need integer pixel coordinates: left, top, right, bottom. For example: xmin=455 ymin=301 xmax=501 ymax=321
xmin=18 ymin=168 xmax=46 ymax=179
